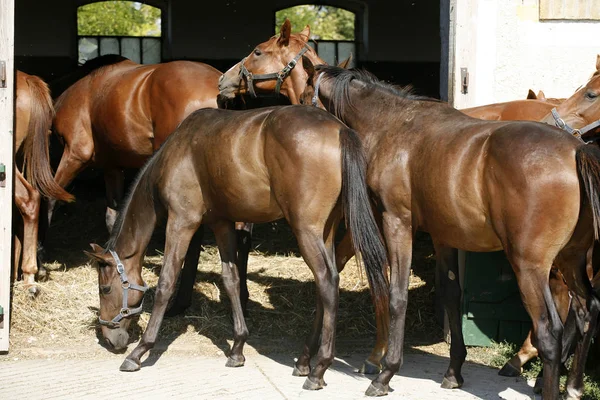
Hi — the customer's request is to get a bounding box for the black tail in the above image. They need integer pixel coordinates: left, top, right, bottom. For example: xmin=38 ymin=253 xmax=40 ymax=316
xmin=339 ymin=127 xmax=389 ymax=317
xmin=576 ymin=145 xmax=600 ymax=240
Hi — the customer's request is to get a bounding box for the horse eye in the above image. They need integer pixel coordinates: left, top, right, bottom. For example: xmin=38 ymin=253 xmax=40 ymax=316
xmin=100 ymin=285 xmax=112 ymax=295
xmin=585 ymin=91 xmax=598 ymax=100
xmin=253 ymin=49 xmax=262 ymax=56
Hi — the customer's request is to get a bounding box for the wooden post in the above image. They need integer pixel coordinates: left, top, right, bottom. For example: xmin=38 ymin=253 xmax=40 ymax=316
xmin=0 ymin=0 xmax=15 ymax=352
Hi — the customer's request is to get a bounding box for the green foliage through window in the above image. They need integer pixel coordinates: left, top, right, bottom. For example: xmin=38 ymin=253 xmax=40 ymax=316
xmin=276 ymin=5 xmax=355 ymax=41
xmin=78 ymin=1 xmax=161 ymax=37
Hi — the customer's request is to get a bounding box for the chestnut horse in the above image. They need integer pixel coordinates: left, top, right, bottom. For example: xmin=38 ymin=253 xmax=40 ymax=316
xmin=14 ymin=71 xmax=74 ymax=294
xmin=51 ymin=57 xmax=222 ymax=232
xmin=84 ymin=105 xmax=389 ymax=392
xmin=299 ymin=63 xmax=600 ymax=399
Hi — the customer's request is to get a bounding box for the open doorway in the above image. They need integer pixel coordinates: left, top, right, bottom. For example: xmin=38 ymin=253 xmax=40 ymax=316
xmin=77 ymin=1 xmax=161 ymax=64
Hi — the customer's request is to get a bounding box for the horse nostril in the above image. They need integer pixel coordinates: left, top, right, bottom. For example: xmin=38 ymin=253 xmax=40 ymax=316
xmin=105 ymin=338 xmax=114 ymax=348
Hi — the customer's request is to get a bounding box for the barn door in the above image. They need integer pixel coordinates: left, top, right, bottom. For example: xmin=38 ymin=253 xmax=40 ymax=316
xmin=0 ymin=0 xmax=15 ymax=352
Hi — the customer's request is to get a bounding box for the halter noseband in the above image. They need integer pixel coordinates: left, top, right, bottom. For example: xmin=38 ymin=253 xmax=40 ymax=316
xmin=239 ymin=44 xmax=311 ymax=97
xmin=98 ymin=249 xmax=149 ymax=329
xmin=550 ymin=108 xmax=600 ymax=143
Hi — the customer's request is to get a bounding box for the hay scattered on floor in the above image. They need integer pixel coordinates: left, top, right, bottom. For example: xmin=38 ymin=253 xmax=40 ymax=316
xmin=7 ymin=180 xmax=441 ymax=360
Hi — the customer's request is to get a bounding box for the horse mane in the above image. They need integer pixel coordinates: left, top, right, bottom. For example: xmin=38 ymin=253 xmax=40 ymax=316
xmin=105 ymin=147 xmax=161 ymax=251
xmin=314 ymin=65 xmax=438 ymax=122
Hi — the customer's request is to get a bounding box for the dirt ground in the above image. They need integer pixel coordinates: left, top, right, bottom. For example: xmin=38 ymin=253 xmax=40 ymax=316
xmin=6 ymin=176 xmax=499 ymax=369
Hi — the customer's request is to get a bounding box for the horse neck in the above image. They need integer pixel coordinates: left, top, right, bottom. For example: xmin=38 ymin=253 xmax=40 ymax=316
xmin=318 ymin=79 xmax=402 ymax=155
xmin=109 ymin=177 xmax=158 ymax=276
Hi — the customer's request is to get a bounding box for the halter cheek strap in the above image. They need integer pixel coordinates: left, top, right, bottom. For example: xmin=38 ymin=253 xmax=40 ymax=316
xmin=98 ymin=249 xmax=149 ymax=329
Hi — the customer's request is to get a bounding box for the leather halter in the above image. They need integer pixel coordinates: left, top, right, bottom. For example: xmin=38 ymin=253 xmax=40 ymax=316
xmin=239 ymin=44 xmax=311 ymax=97
xmin=98 ymin=249 xmax=149 ymax=329
xmin=550 ymin=108 xmax=600 ymax=143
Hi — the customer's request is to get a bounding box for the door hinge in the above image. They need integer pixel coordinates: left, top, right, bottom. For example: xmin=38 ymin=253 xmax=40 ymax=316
xmin=0 ymin=164 xmax=5 ymax=188
xmin=461 ymin=67 xmax=469 ymax=94
xmin=0 ymin=61 xmax=6 ymax=88
xmin=460 ymin=68 xmax=469 ymax=94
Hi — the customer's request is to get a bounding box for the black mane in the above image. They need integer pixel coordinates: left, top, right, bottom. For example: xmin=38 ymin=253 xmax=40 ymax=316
xmin=314 ymin=65 xmax=438 ymax=122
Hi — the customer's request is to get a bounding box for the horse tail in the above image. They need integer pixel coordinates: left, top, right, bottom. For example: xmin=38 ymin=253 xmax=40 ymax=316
xmin=21 ymin=74 xmax=74 ymax=202
xmin=339 ymin=126 xmax=389 ymax=316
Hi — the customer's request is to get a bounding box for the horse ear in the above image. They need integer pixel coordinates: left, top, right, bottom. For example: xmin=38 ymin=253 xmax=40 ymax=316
xmin=278 ymin=19 xmax=292 ymax=46
xmin=537 ymin=90 xmax=547 ymax=101
xmin=596 ymin=54 xmax=600 ymax=72
xmin=338 ymin=54 xmax=353 ymax=69
xmin=84 ymin=243 xmax=110 ymax=264
xmin=527 ymin=89 xmax=537 ymax=99
xmin=299 ymin=25 xmax=310 ymax=42
xmin=302 ymin=55 xmax=316 ymax=80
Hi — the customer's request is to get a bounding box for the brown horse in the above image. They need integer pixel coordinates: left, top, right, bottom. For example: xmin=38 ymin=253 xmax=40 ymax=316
xmin=14 ymin=71 xmax=74 ymax=294
xmin=84 ymin=105 xmax=389 ymax=392
xmin=218 ymin=20 xmax=390 ymax=374
xmin=299 ymin=62 xmax=600 ymax=398
xmin=51 ymin=57 xmax=222 ymax=231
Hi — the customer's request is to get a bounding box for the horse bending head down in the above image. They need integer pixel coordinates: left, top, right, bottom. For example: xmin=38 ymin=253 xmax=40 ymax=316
xmin=85 ymin=242 xmax=148 ymax=351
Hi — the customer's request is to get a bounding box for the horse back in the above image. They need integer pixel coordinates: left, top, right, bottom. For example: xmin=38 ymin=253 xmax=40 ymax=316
xmin=462 ymin=99 xmax=553 ymax=122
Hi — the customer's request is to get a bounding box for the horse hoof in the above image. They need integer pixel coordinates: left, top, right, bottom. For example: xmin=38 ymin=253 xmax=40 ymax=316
xmin=365 ymin=382 xmax=389 ymax=397
xmin=498 ymin=362 xmax=521 ymax=377
xmin=533 ymin=377 xmax=542 ymax=394
xmin=119 ymin=358 xmax=141 ymax=372
xmin=292 ymin=364 xmax=310 ymax=377
xmin=302 ymin=377 xmax=325 ymax=390
xmin=441 ymin=375 xmax=463 ymax=389
xmin=28 ymin=285 xmax=40 ymax=298
xmin=225 ymin=356 xmax=245 ymax=368
xmin=358 ymin=360 xmax=382 ymax=375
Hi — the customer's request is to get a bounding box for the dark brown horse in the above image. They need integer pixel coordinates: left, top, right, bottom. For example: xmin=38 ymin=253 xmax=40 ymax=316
xmin=217 ymin=21 xmax=391 ymax=375
xmin=51 ymin=57 xmax=222 ymax=231
xmin=300 ymin=63 xmax=600 ymax=399
xmin=85 ymin=105 xmax=388 ymax=392
xmin=14 ymin=71 xmax=74 ymax=294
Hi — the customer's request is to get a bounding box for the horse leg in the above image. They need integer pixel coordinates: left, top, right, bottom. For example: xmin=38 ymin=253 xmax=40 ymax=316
xmin=337 ymin=207 xmax=389 ymax=375
xmin=564 ymin=293 xmax=600 ymax=399
xmin=500 ymin=266 xmax=572 ymax=378
xmin=434 ymin=243 xmax=467 ymax=389
xmin=47 ymin=143 xmax=92 ymax=225
xmin=104 ymin=168 xmax=124 ymax=233
xmin=505 ymin=251 xmax=562 ymax=399
xmin=120 ymin=218 xmax=200 ymax=371
xmin=293 ymin=219 xmax=339 ymax=378
xmin=367 ymin=211 xmax=413 ymax=396
xmin=13 ymin=229 xmax=23 ymax=281
xmin=293 ymin=222 xmax=339 ymax=390
xmin=165 ymin=226 xmax=204 ymax=317
xmin=235 ymin=222 xmax=252 ymax=315
xmin=211 ymin=220 xmax=249 ymax=367
xmin=14 ymin=169 xmax=42 ymax=297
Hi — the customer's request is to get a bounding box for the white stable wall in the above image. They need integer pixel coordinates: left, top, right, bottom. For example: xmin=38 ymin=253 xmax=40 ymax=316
xmin=452 ymin=0 xmax=600 ymax=108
